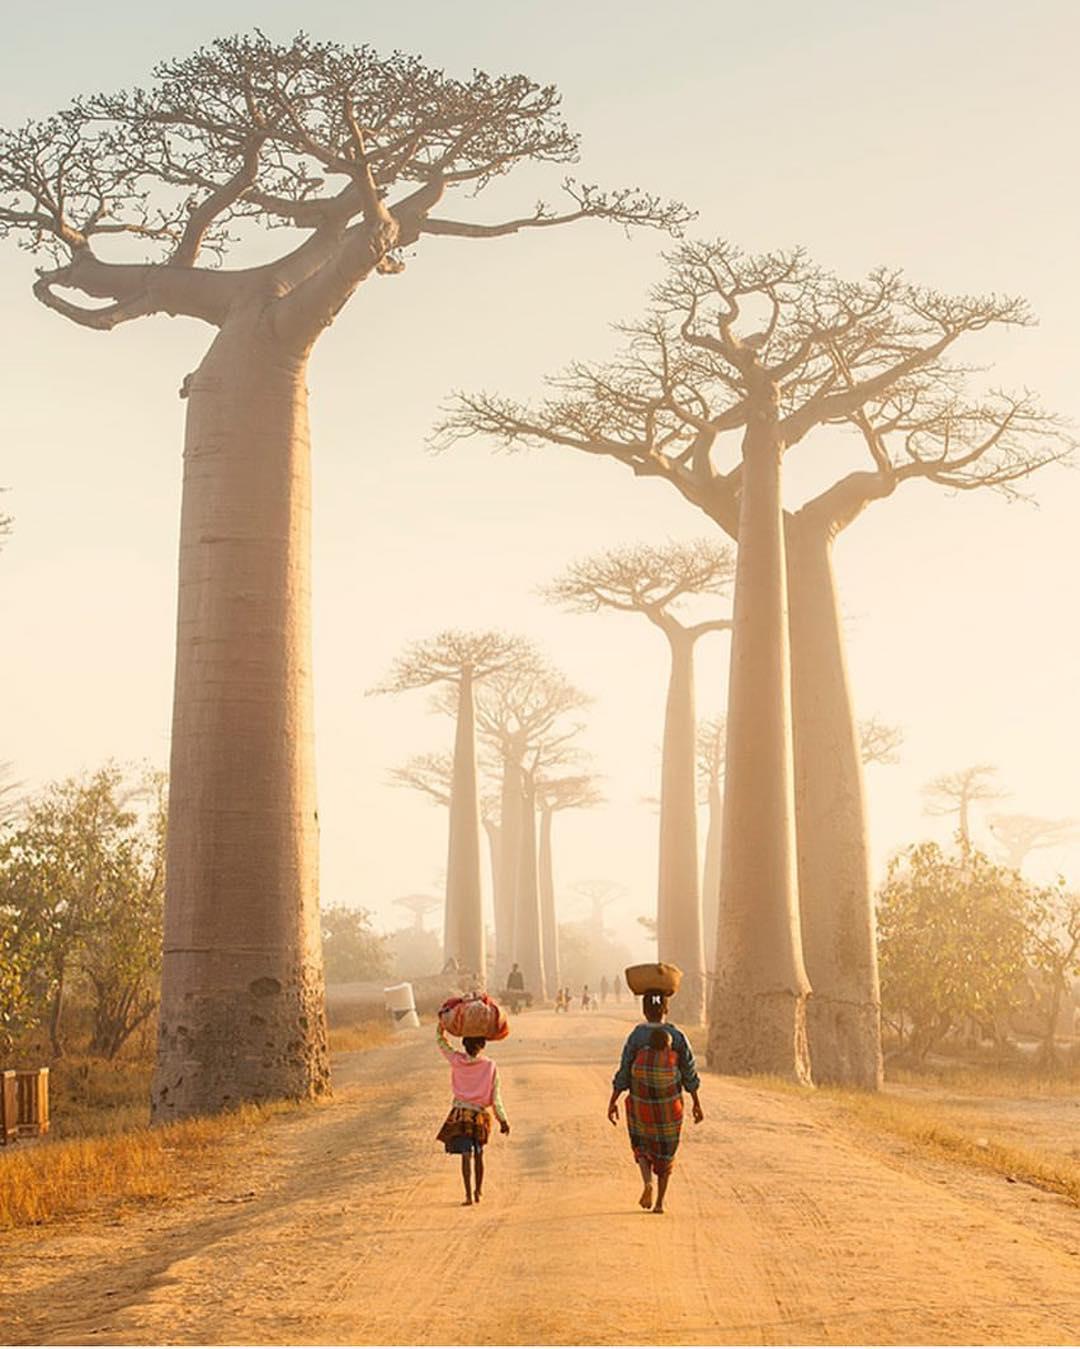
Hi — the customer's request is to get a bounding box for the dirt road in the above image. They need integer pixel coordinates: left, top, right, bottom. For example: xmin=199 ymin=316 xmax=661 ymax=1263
xmin=3 ymin=1008 xmax=1079 ymax=1346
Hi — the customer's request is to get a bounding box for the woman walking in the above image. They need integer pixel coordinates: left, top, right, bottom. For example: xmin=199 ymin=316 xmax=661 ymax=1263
xmin=607 ymin=989 xmax=703 ymax=1212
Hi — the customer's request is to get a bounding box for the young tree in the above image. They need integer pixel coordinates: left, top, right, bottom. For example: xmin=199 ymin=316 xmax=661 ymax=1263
xmin=374 ymin=630 xmax=529 ymax=981
xmin=1024 ymin=886 xmax=1080 ymax=1067
xmin=988 ymin=814 xmax=1080 ymax=872
xmin=536 ymin=773 xmax=603 ymax=996
xmin=877 ymin=842 xmax=1034 ymax=1059
xmin=545 ymin=541 xmax=732 ymax=1023
xmin=923 ymin=764 xmax=1007 ymax=852
xmin=82 ymin=772 xmax=167 ymax=1059
xmin=442 ymin=241 xmax=1068 ymax=1084
xmin=320 ymin=905 xmax=392 ymax=984
xmin=0 ymin=33 xmax=686 ymax=1118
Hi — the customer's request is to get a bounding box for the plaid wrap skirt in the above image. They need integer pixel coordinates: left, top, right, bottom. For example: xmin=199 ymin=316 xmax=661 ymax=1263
xmin=626 ymin=1048 xmax=684 ymax=1177
xmin=436 ymin=1104 xmax=492 ymax=1154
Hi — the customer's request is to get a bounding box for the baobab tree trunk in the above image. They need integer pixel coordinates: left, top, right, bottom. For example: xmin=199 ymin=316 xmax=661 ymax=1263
xmin=709 ymin=411 xmax=811 ymax=1081
xmin=497 ymin=753 xmax=524 ymax=984
xmin=658 ymin=633 xmax=706 ymax=1024
xmin=152 ymin=317 xmax=330 ymax=1121
xmin=701 ymin=783 xmax=723 ymax=977
xmin=787 ymin=519 xmax=883 ymax=1089
xmin=445 ymin=666 xmax=486 ymax=983
xmin=483 ymin=816 xmax=502 ymax=961
xmin=538 ymin=805 xmax=560 ymax=993
xmin=514 ymin=778 xmax=547 ymax=1001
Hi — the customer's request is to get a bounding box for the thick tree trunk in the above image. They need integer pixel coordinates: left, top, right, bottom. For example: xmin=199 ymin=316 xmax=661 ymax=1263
xmin=445 ymin=666 xmax=486 ymax=983
xmin=539 ymin=806 xmax=560 ymax=994
xmin=496 ymin=752 xmax=524 ymax=985
xmin=514 ymin=778 xmax=547 ymax=1001
xmin=787 ymin=519 xmax=883 ymax=1088
xmin=708 ymin=412 xmax=811 ymax=1080
xmin=483 ymin=816 xmax=502 ymax=947
xmin=701 ymin=783 xmax=723 ymax=977
xmin=658 ymin=634 xmax=706 ymax=1024
xmin=152 ymin=317 xmax=330 ymax=1121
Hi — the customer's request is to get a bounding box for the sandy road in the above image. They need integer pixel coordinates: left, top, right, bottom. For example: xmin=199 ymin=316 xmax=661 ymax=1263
xmin=2 ymin=1007 xmax=1079 ymax=1346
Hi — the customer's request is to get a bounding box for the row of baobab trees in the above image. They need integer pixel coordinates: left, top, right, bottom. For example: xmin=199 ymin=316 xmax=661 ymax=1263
xmin=374 ymin=547 xmax=908 ymax=1032
xmin=0 ymin=33 xmax=1071 ymax=1115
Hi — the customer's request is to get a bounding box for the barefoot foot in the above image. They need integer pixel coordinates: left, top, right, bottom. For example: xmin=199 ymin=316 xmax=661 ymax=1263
xmin=651 ymin=1204 xmax=665 ymax=1214
xmin=474 ymin=1190 xmax=482 ymax=1203
xmin=638 ymin=1185 xmax=653 ymax=1210
xmin=461 ymin=1197 xmax=473 ymax=1206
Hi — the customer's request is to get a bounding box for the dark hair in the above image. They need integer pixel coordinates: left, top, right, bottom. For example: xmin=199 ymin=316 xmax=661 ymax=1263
xmin=462 ymin=1036 xmax=486 ymax=1057
xmin=643 ymin=990 xmax=669 ymax=1023
xmin=648 ymin=1027 xmax=672 ymax=1052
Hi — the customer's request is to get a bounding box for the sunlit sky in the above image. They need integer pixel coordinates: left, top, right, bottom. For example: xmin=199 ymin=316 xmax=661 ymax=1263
xmin=2 ymin=1 xmax=1078 ymax=954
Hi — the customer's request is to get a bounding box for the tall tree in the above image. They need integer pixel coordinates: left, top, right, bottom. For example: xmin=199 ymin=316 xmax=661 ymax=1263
xmin=443 ymin=241 xmax=1068 ymax=1083
xmin=923 ymin=764 xmax=1006 ymax=852
xmin=859 ymin=719 xmax=904 ymax=767
xmin=988 ymin=814 xmax=1080 ymax=872
xmin=535 ymin=772 xmax=603 ymax=994
xmin=375 ymin=630 xmax=528 ymax=981
xmin=393 ymin=893 xmax=442 ymax=934
xmin=461 ymin=660 xmax=588 ymax=983
xmin=545 ymin=541 xmax=733 ymax=1023
xmin=0 ymin=33 xmax=685 ymax=1118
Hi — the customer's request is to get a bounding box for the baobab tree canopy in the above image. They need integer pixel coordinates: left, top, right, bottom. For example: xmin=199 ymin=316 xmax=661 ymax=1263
xmin=0 ymin=31 xmax=688 ymax=339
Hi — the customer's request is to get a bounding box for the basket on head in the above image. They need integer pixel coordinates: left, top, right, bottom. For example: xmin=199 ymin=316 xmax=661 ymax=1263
xmin=624 ymin=962 xmax=682 ymax=997
xmin=438 ymin=992 xmax=510 ymax=1041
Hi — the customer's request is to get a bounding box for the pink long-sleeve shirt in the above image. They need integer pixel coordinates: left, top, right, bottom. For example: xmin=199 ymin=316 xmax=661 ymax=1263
xmin=436 ymin=1025 xmax=507 ymax=1122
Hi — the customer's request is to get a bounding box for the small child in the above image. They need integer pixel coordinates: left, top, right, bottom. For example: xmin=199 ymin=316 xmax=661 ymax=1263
xmin=435 ymin=1023 xmax=510 ymax=1205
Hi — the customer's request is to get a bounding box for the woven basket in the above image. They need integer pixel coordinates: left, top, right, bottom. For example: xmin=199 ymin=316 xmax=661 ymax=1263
xmin=624 ymin=962 xmax=682 ymax=997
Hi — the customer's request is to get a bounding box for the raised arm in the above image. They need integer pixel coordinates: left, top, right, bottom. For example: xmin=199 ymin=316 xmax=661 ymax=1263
xmin=435 ymin=1022 xmax=455 ymax=1063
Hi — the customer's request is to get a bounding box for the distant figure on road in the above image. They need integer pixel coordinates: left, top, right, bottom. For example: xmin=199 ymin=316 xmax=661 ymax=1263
xmin=435 ymin=1024 xmax=510 ymax=1206
xmin=506 ymin=962 xmax=525 ymax=992
xmin=554 ymin=987 xmax=569 ymax=1013
xmin=607 ymin=990 xmax=703 ymax=1213
xmin=582 ymin=985 xmax=593 ymax=1011
xmin=600 ymin=975 xmax=610 ymax=1004
xmin=613 ymin=972 xmax=622 ymax=1003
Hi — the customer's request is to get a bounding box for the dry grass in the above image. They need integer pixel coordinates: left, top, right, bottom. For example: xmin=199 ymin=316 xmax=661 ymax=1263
xmin=0 ymin=1103 xmax=276 ymax=1230
xmin=328 ymin=1018 xmax=395 ymax=1054
xmin=887 ymin=1059 xmax=1080 ymax=1097
xmin=744 ymin=1076 xmax=1080 ymax=1206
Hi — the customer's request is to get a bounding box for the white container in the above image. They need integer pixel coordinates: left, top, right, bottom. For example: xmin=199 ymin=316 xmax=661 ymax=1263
xmin=383 ymin=982 xmax=420 ymax=1029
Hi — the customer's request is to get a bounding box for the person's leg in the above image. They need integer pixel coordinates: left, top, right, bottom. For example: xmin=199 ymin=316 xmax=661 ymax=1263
xmin=474 ymin=1147 xmax=485 ymax=1201
xmin=653 ymin=1168 xmax=671 ymax=1213
xmin=460 ymin=1153 xmax=473 ymax=1205
xmin=637 ymin=1158 xmax=653 ymax=1209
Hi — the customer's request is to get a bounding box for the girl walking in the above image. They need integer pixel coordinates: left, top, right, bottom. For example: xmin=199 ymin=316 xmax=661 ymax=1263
xmin=435 ymin=1023 xmax=510 ymax=1205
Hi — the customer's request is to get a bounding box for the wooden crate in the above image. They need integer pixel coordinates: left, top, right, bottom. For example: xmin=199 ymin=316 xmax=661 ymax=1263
xmin=16 ymin=1068 xmax=49 ymax=1137
xmin=0 ymin=1071 xmax=17 ymax=1146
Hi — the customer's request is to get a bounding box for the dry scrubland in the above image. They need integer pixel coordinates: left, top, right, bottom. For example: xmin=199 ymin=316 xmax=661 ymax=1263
xmin=0 ymin=1016 xmax=390 ymax=1230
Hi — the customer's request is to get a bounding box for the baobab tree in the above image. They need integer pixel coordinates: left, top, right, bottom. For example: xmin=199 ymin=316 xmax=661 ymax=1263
xmin=545 ymin=541 xmax=733 ymax=1023
xmin=0 ymin=33 xmax=685 ymax=1118
xmin=374 ymin=630 xmax=529 ymax=981
xmin=535 ymin=773 xmax=604 ymax=994
xmin=989 ymin=814 xmax=1080 ymax=872
xmin=696 ymin=717 xmax=725 ymax=976
xmin=389 ymin=751 xmax=503 ymax=922
xmin=442 ymin=240 xmax=1069 ymax=1084
xmin=923 ymin=764 xmax=1007 ymax=852
xmin=393 ymin=893 xmax=441 ymax=934
xmin=446 ymin=659 xmax=589 ymax=984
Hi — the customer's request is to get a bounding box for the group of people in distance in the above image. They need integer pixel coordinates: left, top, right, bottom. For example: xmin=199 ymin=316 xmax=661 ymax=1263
xmin=554 ymin=973 xmax=622 ymax=1012
xmin=435 ymin=979 xmax=703 ymax=1213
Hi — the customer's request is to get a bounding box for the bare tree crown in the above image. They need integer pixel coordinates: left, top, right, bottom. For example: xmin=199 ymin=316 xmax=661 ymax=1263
xmin=544 ymin=540 xmax=735 ymax=630
xmin=371 ymin=628 xmax=532 ymax=693
xmin=439 ymin=239 xmax=1072 ymax=533
xmin=0 ymin=32 xmax=689 ymax=343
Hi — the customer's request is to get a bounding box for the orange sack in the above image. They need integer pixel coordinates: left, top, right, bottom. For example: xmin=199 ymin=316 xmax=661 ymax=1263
xmin=438 ymin=992 xmax=510 ymax=1041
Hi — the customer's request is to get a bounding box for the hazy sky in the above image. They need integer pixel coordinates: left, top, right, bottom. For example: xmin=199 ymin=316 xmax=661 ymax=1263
xmin=2 ymin=1 xmax=1078 ymax=952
